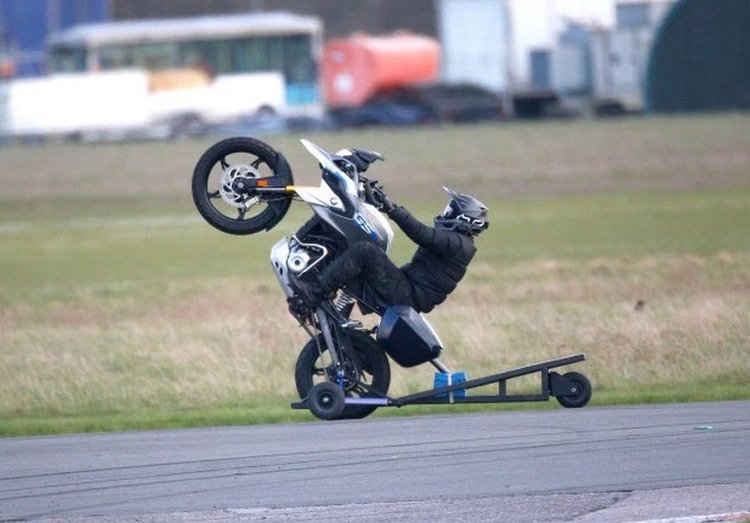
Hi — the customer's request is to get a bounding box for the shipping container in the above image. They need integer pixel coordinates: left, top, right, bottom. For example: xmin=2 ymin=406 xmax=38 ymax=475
xmin=437 ymin=0 xmax=510 ymax=93
xmin=591 ymin=26 xmax=654 ymax=111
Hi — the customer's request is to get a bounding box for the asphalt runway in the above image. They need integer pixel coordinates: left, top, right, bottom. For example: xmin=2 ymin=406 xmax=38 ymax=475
xmin=1 ymin=401 xmax=749 ymax=522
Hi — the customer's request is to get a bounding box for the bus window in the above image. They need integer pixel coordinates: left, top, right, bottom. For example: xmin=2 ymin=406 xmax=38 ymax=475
xmin=230 ymin=37 xmax=269 ymax=73
xmin=282 ymin=35 xmax=316 ymax=83
xmin=50 ymin=46 xmax=87 ymax=73
xmin=132 ymin=43 xmax=176 ymax=70
xmin=99 ymin=46 xmax=135 ymax=70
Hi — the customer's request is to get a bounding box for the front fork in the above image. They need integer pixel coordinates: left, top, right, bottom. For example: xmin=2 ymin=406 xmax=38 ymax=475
xmin=315 ymin=307 xmax=356 ymax=388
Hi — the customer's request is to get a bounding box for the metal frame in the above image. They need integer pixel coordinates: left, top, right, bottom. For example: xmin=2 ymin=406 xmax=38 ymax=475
xmin=292 ymin=353 xmax=586 ymax=410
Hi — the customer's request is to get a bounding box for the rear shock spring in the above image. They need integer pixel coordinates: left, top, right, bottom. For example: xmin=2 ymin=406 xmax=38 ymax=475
xmin=333 ymin=290 xmax=356 ymax=313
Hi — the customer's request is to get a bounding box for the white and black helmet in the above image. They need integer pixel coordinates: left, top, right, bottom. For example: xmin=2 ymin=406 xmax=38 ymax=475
xmin=434 ymin=187 xmax=489 ymax=236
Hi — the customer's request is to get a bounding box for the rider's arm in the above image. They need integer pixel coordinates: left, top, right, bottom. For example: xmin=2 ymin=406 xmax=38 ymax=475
xmin=388 ymin=205 xmax=464 ymax=257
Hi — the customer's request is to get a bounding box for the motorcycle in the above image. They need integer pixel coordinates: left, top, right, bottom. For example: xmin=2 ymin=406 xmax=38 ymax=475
xmin=192 ymin=137 xmax=446 ymax=420
xmin=192 ymin=137 xmax=592 ymax=420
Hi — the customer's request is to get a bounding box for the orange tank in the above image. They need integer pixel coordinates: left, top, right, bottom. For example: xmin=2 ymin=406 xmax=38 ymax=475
xmin=323 ymin=33 xmax=440 ymax=108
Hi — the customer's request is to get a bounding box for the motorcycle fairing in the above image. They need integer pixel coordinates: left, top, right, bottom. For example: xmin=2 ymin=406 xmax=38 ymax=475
xmin=293 ymin=184 xmax=346 ymax=212
xmin=270 ymin=237 xmax=294 ymax=297
xmin=307 ymin=200 xmax=392 ymax=251
xmin=300 ymin=139 xmax=359 ymax=215
xmin=296 ymin=139 xmax=394 ymax=252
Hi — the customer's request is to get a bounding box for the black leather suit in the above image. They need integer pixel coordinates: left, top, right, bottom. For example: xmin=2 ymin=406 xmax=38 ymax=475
xmin=318 ymin=205 xmax=477 ymax=313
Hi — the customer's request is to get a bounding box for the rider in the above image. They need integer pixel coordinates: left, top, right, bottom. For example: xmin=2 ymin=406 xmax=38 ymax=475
xmin=293 ymin=150 xmax=489 ymax=314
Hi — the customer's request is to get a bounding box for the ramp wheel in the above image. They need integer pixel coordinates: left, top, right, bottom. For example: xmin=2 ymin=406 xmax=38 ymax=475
xmin=555 ymin=372 xmax=592 ymax=408
xmin=308 ymin=382 xmax=346 ymax=420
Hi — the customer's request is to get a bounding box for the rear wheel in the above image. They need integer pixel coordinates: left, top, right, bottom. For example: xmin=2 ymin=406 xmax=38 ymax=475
xmin=295 ymin=330 xmax=390 ymax=420
xmin=191 ymin=137 xmax=293 ymax=235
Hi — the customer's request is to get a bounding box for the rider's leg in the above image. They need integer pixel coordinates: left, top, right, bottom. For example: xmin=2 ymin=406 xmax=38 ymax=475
xmin=318 ymin=241 xmax=413 ymax=306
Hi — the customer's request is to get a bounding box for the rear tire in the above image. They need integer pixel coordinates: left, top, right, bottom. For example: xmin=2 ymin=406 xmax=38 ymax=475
xmin=295 ymin=330 xmax=390 ymax=420
xmin=191 ymin=137 xmax=293 ymax=235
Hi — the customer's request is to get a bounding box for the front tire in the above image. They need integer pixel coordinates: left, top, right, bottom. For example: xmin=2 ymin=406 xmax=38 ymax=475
xmin=191 ymin=137 xmax=293 ymax=235
xmin=295 ymin=330 xmax=390 ymax=420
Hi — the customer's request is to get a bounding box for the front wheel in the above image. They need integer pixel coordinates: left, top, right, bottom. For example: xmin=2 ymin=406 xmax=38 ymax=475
xmin=191 ymin=137 xmax=294 ymax=235
xmin=295 ymin=330 xmax=390 ymax=420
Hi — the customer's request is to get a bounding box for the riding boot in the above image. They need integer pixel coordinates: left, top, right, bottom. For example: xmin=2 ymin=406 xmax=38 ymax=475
xmin=290 ymin=275 xmax=323 ymax=308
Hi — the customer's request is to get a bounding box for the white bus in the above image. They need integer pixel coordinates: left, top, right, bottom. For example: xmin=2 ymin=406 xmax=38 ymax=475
xmin=47 ymin=11 xmax=323 ymax=116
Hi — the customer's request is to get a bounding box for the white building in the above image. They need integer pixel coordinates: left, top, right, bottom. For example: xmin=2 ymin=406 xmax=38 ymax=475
xmin=437 ymin=0 xmax=673 ymax=113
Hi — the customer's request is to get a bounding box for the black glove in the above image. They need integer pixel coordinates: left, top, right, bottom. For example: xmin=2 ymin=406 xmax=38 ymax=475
xmin=377 ymin=190 xmax=396 ymax=215
xmin=365 ymin=181 xmax=396 ymax=214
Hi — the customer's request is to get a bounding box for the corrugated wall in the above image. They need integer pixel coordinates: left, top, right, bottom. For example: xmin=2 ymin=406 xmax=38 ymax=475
xmin=646 ymin=0 xmax=750 ymax=112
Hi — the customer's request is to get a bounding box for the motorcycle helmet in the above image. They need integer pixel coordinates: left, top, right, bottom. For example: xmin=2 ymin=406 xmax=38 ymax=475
xmin=434 ymin=186 xmax=489 ymax=236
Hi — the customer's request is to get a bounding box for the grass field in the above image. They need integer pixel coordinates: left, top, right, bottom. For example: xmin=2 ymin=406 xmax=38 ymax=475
xmin=1 ymin=113 xmax=749 ymax=436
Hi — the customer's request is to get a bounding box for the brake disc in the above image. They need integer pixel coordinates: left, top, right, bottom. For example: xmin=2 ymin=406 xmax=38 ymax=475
xmin=219 ymin=164 xmax=260 ymax=208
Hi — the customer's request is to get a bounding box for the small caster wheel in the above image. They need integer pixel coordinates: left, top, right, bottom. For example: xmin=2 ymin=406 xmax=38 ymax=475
xmin=308 ymin=382 xmax=346 ymax=420
xmin=555 ymin=372 xmax=592 ymax=408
